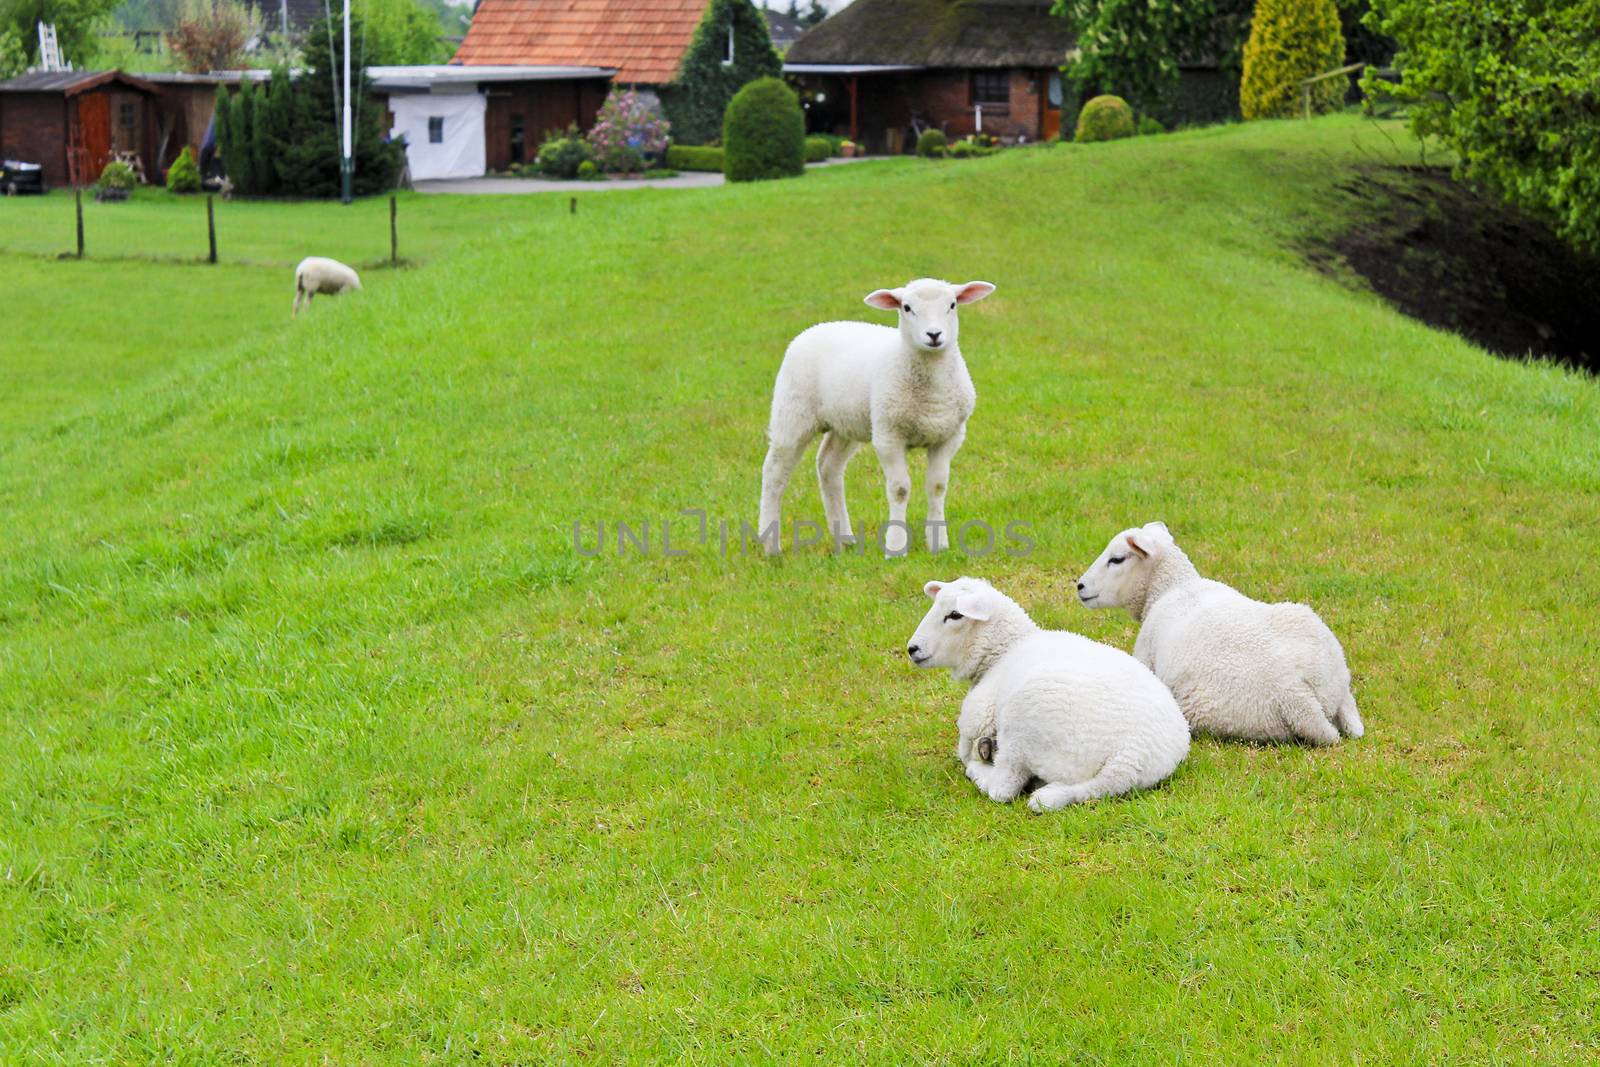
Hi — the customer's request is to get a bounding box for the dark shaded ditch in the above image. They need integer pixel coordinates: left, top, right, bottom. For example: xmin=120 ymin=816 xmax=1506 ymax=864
xmin=1307 ymin=166 xmax=1600 ymax=375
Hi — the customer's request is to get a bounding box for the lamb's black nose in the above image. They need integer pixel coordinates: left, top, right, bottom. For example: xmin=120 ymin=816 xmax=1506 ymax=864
xmin=1077 ymin=581 xmax=1085 ymax=591
xmin=926 ymin=331 xmax=942 ymax=344
xmin=906 ymin=644 xmax=921 ymax=658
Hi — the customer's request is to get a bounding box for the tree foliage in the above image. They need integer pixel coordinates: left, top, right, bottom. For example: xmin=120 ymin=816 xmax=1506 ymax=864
xmin=722 ymin=76 xmax=804 ymax=182
xmin=1240 ymin=0 xmax=1345 ymax=119
xmin=166 ymin=0 xmax=257 ymax=74
xmin=661 ymin=0 xmax=782 ymax=146
xmin=1364 ymin=0 xmax=1600 ymax=251
xmin=0 ymin=0 xmax=123 ymax=66
xmin=1050 ymin=0 xmax=1253 ymax=117
xmin=214 ymin=17 xmax=401 ymax=198
xmin=0 ymin=25 xmax=24 ymax=77
xmin=354 ymin=0 xmax=451 ymax=65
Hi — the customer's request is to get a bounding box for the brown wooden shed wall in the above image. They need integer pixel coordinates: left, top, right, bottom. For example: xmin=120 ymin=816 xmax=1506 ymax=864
xmin=482 ymin=79 xmax=609 ymax=172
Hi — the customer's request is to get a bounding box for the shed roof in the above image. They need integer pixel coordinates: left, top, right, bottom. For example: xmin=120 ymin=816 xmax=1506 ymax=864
xmin=0 ymin=70 xmax=161 ymax=95
xmin=784 ymin=0 xmax=1072 ymax=69
xmin=452 ymin=0 xmax=711 ymax=85
xmin=368 ymin=63 xmax=616 ymax=92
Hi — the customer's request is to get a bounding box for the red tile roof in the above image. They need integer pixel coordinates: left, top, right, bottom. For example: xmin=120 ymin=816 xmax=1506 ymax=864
xmin=453 ymin=0 xmax=712 ymax=86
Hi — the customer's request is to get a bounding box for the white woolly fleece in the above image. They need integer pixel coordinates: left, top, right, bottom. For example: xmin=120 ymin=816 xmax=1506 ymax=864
xmin=1077 ymin=522 xmax=1364 ymax=746
xmin=293 ymin=256 xmax=362 ymax=317
xmin=908 ymin=577 xmax=1191 ymax=812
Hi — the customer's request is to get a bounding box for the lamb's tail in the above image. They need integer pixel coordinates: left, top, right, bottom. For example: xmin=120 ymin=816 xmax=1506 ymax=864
xmin=1027 ymin=748 xmax=1145 ymax=812
xmin=1333 ymin=690 xmax=1364 ymax=739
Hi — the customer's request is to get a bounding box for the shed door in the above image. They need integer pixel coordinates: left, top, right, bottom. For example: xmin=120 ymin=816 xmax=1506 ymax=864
xmin=77 ymin=92 xmax=112 ymax=183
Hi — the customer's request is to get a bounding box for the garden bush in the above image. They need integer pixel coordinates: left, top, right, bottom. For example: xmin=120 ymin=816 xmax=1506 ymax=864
xmin=535 ymin=124 xmax=591 ymax=178
xmin=165 ymin=146 xmax=202 ymax=192
xmin=946 ymin=139 xmax=998 ymax=159
xmin=805 ymin=135 xmax=832 ymax=163
xmin=1075 ymin=95 xmax=1135 ymax=142
xmin=586 ymin=89 xmax=670 ymax=174
xmin=916 ymin=129 xmax=948 ymax=158
xmin=97 ymin=160 xmax=136 ymax=191
xmin=722 ymin=77 xmax=805 ymax=182
xmin=1137 ymin=115 xmax=1166 ymax=136
xmin=666 ymin=144 xmax=725 ymax=172
xmin=576 ymin=160 xmax=599 ymax=180
xmin=1239 ymin=0 xmax=1344 ymax=119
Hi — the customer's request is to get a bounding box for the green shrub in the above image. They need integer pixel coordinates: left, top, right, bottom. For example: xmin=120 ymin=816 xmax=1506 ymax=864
xmin=166 ymin=146 xmax=202 ymax=192
xmin=98 ymin=160 xmax=136 ymax=190
xmin=804 ymin=135 xmax=832 ymax=162
xmin=1239 ymin=0 xmax=1344 ymax=120
xmin=576 ymin=160 xmax=599 ymax=180
xmin=946 ymin=139 xmax=998 ymax=159
xmin=916 ymin=128 xmax=948 ymax=158
xmin=1365 ymin=0 xmax=1600 ymax=251
xmin=535 ymin=124 xmax=591 ymax=178
xmin=666 ymin=144 xmax=725 ymax=172
xmin=1137 ymin=115 xmax=1166 ymax=136
xmin=722 ymin=77 xmax=805 ymax=182
xmin=586 ymin=89 xmax=669 ymax=174
xmin=659 ymin=0 xmax=783 ymax=145
xmin=1075 ymin=95 xmax=1136 ymax=142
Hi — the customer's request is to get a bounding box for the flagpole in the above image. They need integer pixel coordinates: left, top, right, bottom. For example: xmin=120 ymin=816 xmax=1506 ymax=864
xmin=340 ymin=0 xmax=353 ymax=203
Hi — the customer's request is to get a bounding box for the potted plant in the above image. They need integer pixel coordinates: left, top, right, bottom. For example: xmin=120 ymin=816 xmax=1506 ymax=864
xmin=95 ymin=160 xmax=136 ymax=202
xmin=840 ymin=140 xmax=859 ymax=158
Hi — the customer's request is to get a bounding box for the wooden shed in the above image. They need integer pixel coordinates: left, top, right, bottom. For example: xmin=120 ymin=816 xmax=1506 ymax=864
xmin=0 ymin=70 xmax=162 ymax=187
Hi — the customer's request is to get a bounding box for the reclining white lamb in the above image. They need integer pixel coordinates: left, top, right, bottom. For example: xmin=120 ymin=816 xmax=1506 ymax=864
xmin=1076 ymin=522 xmax=1364 ymax=746
xmin=908 ymin=577 xmax=1190 ymax=811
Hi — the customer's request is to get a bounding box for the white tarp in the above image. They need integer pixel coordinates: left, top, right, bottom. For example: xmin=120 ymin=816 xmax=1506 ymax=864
xmin=390 ymin=91 xmax=486 ymax=181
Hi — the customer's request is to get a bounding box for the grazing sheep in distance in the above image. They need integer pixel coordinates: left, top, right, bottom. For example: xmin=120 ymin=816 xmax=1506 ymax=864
xmin=293 ymin=256 xmax=361 ymax=317
xmin=908 ymin=577 xmax=1190 ymax=811
xmin=758 ymin=277 xmax=995 ymax=557
xmin=1076 ymin=522 xmax=1364 ymax=746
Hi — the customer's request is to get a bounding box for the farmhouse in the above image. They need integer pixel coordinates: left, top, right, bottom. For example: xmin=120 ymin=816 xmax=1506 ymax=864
xmin=784 ymin=0 xmax=1234 ymax=150
xmin=0 ymin=70 xmax=161 ymax=187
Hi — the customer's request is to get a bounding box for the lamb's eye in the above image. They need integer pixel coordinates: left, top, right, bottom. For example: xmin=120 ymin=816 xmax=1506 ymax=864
xmin=949 ymin=301 xmax=956 ymax=310
xmin=944 ymin=611 xmax=964 ymax=622
xmin=902 ymin=303 xmax=912 ymax=313
xmin=1108 ymin=555 xmax=1127 ymax=566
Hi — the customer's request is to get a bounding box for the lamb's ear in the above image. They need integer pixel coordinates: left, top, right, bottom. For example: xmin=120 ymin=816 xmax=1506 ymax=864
xmin=954 ymin=281 xmax=996 ymax=305
xmin=865 ymin=288 xmax=903 ymax=311
xmin=923 ymin=580 xmax=945 ymax=600
xmin=953 ymin=588 xmax=997 ymax=622
xmin=1125 ymin=533 xmax=1151 ymax=559
xmin=1146 ymin=521 xmax=1170 ymax=534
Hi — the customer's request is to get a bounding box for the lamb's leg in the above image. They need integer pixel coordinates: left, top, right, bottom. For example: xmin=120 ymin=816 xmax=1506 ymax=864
xmin=815 ymin=431 xmax=861 ymax=544
xmin=872 ymin=434 xmax=912 ymax=557
xmin=1333 ymin=691 xmax=1364 ymax=739
xmin=758 ymin=429 xmax=815 ymax=555
xmin=1276 ymin=687 xmax=1341 ymax=747
xmin=1027 ymin=749 xmax=1145 ymax=812
xmin=966 ymin=753 xmax=1028 ymax=804
xmin=293 ymin=284 xmax=304 ymax=317
xmin=923 ymin=427 xmax=965 ymax=553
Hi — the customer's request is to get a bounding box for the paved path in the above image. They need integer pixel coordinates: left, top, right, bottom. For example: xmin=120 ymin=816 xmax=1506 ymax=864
xmin=414 ymin=156 xmax=881 ymax=195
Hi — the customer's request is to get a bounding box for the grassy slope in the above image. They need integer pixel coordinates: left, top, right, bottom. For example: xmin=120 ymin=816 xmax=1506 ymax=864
xmin=1 ymin=117 xmax=1597 ymax=1062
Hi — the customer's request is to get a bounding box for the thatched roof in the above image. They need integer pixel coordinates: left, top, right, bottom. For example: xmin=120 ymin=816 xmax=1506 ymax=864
xmin=784 ymin=0 xmax=1072 ymax=69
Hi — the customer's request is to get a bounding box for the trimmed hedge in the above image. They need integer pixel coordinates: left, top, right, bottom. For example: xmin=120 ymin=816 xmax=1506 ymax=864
xmin=166 ymin=146 xmax=202 ymax=192
xmin=666 ymin=144 xmax=725 ymax=172
xmin=722 ymin=77 xmax=805 ymax=182
xmin=1075 ymin=95 xmax=1135 ymax=142
xmin=916 ymin=128 xmax=948 ymax=158
xmin=805 ymin=135 xmax=832 ymax=162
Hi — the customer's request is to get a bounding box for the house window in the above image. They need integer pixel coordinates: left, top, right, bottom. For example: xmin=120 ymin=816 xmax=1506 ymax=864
xmin=970 ymin=71 xmax=1010 ymax=109
xmin=723 ymin=24 xmax=734 ymax=66
xmin=428 ymin=116 xmax=445 ymax=143
xmin=118 ymin=102 xmax=136 ymax=129
xmin=510 ymin=114 xmax=526 ymax=164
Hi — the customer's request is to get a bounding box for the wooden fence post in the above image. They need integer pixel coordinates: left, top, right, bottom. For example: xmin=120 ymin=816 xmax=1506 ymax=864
xmin=75 ymin=188 xmax=84 ymax=258
xmin=389 ymin=195 xmax=398 ymax=265
xmin=206 ymin=195 xmax=217 ymax=264
xmin=570 ymin=196 xmax=577 ymax=215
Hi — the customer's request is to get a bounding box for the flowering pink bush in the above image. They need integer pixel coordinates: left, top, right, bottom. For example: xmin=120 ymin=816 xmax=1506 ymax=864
xmin=586 ymin=89 xmax=672 ymax=174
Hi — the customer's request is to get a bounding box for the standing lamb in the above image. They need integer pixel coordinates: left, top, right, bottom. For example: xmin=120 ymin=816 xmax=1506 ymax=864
xmin=908 ymin=577 xmax=1190 ymax=811
xmin=292 ymin=256 xmax=362 ymax=317
xmin=758 ymin=278 xmax=995 ymax=556
xmin=1076 ymin=522 xmax=1364 ymax=746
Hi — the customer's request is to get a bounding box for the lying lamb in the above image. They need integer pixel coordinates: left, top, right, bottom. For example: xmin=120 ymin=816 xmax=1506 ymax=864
xmin=759 ymin=277 xmax=995 ymax=556
xmin=1076 ymin=522 xmax=1364 ymax=746
xmin=908 ymin=577 xmax=1190 ymax=811
xmin=292 ymin=256 xmax=361 ymax=317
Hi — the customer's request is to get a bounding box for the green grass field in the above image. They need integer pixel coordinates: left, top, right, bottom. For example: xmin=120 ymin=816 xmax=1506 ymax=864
xmin=1 ymin=116 xmax=1597 ymax=1062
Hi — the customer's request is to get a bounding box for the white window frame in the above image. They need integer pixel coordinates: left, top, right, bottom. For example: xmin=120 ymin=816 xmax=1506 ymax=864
xmin=723 ymin=24 xmax=735 ymax=66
